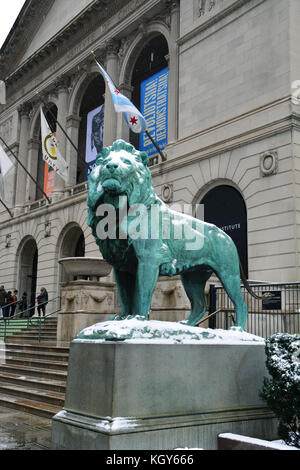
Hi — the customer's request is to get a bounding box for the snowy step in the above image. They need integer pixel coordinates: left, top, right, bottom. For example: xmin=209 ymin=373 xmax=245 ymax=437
xmin=4 ymin=356 xmax=68 ymax=371
xmin=0 ymin=364 xmax=67 ymax=381
xmin=0 ymin=382 xmax=65 ymax=407
xmin=0 ymin=393 xmax=62 ymax=419
xmin=0 ymin=370 xmax=66 ymax=393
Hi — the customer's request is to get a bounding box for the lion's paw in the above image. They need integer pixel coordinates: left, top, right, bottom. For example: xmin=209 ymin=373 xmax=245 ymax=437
xmin=109 ymin=314 xmax=127 ymax=321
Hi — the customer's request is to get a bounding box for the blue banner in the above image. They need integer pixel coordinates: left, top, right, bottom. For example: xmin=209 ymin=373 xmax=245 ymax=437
xmin=139 ymin=68 xmax=169 ymax=156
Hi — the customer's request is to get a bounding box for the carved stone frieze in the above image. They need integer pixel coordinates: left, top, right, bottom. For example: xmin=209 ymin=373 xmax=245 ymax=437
xmin=61 ymin=282 xmax=115 ymax=314
xmin=18 ymin=102 xmax=33 ymax=118
xmin=0 ymin=117 xmax=13 ymax=142
xmin=197 ymin=0 xmax=216 ymax=17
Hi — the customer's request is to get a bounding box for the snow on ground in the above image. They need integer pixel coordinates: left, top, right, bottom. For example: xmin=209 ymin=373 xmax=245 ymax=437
xmin=219 ymin=433 xmax=299 ymax=450
xmin=75 ymin=317 xmax=265 ymax=344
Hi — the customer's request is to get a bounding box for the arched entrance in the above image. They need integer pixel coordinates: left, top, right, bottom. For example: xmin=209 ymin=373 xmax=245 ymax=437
xmin=18 ymin=237 xmax=38 ymax=309
xmin=58 ymin=224 xmax=85 ymax=282
xmin=77 ymin=75 xmax=105 ymax=184
xmin=201 ymin=185 xmax=248 ymax=277
xmin=130 ymin=34 xmax=169 ymax=153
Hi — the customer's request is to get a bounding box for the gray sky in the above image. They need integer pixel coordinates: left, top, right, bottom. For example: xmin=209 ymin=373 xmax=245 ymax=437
xmin=0 ymin=1 xmax=26 ymax=48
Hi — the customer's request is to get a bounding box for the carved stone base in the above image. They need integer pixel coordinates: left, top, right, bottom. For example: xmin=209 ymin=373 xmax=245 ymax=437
xmin=58 ymin=280 xmax=115 ymax=342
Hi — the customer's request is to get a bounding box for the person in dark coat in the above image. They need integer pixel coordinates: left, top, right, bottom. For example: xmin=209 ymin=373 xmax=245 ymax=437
xmin=6 ymin=291 xmax=13 ymax=317
xmin=10 ymin=290 xmax=18 ymax=317
xmin=37 ymin=287 xmax=48 ymax=317
xmin=0 ymin=285 xmax=7 ymax=317
xmin=19 ymin=292 xmax=28 ymax=318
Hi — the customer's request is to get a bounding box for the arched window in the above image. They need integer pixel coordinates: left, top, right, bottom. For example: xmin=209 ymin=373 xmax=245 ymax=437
xmin=201 ymin=185 xmax=248 ymax=277
xmin=58 ymin=224 xmax=85 ymax=282
xmin=130 ymin=35 xmax=169 ymax=154
xmin=77 ymin=76 xmax=105 ymax=184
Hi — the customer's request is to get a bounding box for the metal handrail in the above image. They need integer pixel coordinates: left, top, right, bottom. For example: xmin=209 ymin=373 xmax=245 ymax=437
xmin=0 ymin=296 xmax=61 ymax=343
xmin=0 ymin=298 xmax=20 ymax=310
xmin=196 ymin=308 xmax=235 ymax=327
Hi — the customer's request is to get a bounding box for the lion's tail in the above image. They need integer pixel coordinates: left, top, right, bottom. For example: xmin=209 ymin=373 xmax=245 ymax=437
xmin=239 ymin=261 xmax=266 ymax=300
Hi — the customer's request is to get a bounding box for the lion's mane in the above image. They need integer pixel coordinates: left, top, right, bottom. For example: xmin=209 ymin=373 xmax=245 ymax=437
xmin=87 ymin=140 xmax=160 ymax=269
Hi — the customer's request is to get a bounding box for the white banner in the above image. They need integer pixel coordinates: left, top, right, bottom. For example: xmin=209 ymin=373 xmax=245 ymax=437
xmin=0 ymin=144 xmax=13 ymax=200
xmin=0 ymin=81 xmax=6 ymax=105
xmin=40 ymin=108 xmax=68 ymax=182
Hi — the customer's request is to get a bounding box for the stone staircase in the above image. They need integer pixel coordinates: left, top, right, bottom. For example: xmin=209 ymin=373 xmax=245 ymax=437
xmin=0 ymin=318 xmax=69 ymax=418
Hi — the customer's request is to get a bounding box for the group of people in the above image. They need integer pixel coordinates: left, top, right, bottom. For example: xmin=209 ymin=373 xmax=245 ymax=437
xmin=0 ymin=286 xmax=48 ymax=319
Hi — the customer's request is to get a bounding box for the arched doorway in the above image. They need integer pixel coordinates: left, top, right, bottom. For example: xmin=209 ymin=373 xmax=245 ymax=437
xmin=18 ymin=237 xmax=38 ymax=309
xmin=59 ymin=224 xmax=85 ymax=282
xmin=130 ymin=34 xmax=169 ymax=153
xmin=201 ymin=185 xmax=248 ymax=277
xmin=77 ymin=75 xmax=105 ymax=184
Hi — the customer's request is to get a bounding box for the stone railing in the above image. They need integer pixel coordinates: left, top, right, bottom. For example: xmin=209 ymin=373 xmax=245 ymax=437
xmin=23 ymin=197 xmax=49 ymax=213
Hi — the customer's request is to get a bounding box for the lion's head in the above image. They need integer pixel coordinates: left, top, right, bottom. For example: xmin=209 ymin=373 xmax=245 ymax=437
xmin=87 ymin=140 xmax=159 ymax=236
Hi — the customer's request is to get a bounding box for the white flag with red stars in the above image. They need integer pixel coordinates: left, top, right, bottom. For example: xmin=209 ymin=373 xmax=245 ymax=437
xmin=94 ymin=57 xmax=147 ymax=134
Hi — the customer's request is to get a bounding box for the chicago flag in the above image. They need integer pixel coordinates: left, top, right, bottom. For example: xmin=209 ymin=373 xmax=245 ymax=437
xmin=94 ymin=58 xmax=147 ymax=134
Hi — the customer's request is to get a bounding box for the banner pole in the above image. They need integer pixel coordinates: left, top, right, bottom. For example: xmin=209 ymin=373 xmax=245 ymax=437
xmin=145 ymin=131 xmax=167 ymax=162
xmin=0 ymin=135 xmax=51 ymax=204
xmin=36 ymin=92 xmax=79 ymax=154
xmin=0 ymin=197 xmax=13 ymax=218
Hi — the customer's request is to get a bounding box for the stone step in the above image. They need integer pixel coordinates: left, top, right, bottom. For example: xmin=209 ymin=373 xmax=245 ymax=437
xmin=4 ymin=334 xmax=57 ymax=341
xmin=0 ymin=327 xmax=57 ymax=334
xmin=0 ymin=370 xmax=66 ymax=393
xmin=0 ymin=364 xmax=67 ymax=381
xmin=4 ymin=339 xmax=63 ymax=345
xmin=0 ymin=393 xmax=62 ymax=419
xmin=4 ymin=342 xmax=69 ymax=354
xmin=4 ymin=356 xmax=68 ymax=371
xmin=0 ymin=347 xmax=69 ymax=362
xmin=0 ymin=382 xmax=65 ymax=407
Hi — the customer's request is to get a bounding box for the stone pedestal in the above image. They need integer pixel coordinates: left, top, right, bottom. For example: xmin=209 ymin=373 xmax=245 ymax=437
xmin=58 ymin=280 xmax=115 ymax=342
xmin=52 ymin=341 xmax=277 ymax=450
xmin=150 ymin=276 xmax=191 ymax=322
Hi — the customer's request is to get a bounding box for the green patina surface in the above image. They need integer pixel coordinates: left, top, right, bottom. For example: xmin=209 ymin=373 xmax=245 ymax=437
xmin=87 ymin=140 xmax=248 ymax=330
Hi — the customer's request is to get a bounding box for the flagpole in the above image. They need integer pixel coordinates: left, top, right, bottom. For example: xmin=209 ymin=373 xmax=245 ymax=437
xmin=35 ymin=92 xmax=79 ymax=154
xmin=0 ymin=135 xmax=51 ymax=204
xmin=0 ymin=197 xmax=13 ymax=218
xmin=145 ymin=131 xmax=167 ymax=162
xmin=90 ymin=51 xmax=167 ymax=163
xmin=35 ymin=92 xmax=93 ymax=172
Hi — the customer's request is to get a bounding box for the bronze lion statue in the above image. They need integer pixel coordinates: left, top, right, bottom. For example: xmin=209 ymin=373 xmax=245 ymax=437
xmin=87 ymin=140 xmax=251 ymax=330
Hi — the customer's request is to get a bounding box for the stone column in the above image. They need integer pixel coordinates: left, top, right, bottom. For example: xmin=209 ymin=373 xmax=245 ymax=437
xmin=66 ymin=114 xmax=81 ymax=187
xmin=15 ymin=103 xmax=32 ymax=213
xmin=103 ymin=41 xmax=119 ymax=147
xmin=26 ymin=138 xmax=40 ymax=202
xmin=52 ymin=77 xmax=70 ymax=200
xmin=168 ymin=0 xmax=180 ymax=144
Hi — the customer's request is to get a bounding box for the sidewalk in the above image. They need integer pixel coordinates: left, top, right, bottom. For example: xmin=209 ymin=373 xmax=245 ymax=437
xmin=0 ymin=405 xmax=52 ymax=450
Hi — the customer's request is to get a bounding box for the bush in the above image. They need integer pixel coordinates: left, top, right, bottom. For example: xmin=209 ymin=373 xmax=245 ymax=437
xmin=260 ymin=333 xmax=300 ymax=448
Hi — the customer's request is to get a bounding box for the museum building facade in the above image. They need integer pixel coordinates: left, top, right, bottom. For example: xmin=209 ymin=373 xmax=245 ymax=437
xmin=0 ymin=0 xmax=300 ymax=311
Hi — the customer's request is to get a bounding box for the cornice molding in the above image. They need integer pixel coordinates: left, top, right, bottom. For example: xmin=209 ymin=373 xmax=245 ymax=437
xmin=1 ymin=0 xmax=130 ymax=83
xmin=0 ymin=0 xmax=55 ymax=79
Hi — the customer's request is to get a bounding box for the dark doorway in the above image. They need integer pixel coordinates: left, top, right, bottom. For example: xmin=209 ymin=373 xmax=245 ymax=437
xmin=78 ymin=76 xmax=105 ymax=184
xmin=131 ymin=35 xmax=169 ymax=150
xmin=201 ymin=185 xmax=248 ymax=277
xmin=19 ymin=238 xmax=38 ymax=310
